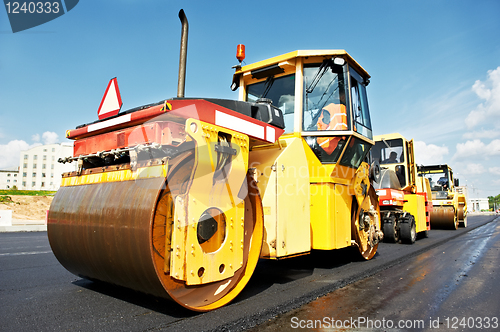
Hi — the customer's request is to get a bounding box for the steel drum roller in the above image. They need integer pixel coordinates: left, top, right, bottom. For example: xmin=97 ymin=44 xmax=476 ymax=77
xmin=457 ymin=205 xmax=465 ymax=220
xmin=48 ymin=177 xmax=168 ymax=296
xmin=48 ymin=155 xmax=264 ymax=311
xmin=457 ymin=204 xmax=467 ymax=227
xmin=429 ymin=206 xmax=457 ymax=230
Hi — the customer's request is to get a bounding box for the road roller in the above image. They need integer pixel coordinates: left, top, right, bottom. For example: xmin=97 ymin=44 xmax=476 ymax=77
xmin=417 ymin=164 xmax=467 ymax=229
xmin=48 ymin=10 xmax=382 ymax=312
xmin=371 ymin=133 xmax=432 ymax=244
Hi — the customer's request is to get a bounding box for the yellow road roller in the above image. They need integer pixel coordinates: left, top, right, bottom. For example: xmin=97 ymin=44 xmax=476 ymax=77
xmin=417 ymin=164 xmax=467 ymax=229
xmin=371 ymin=133 xmax=432 ymax=244
xmin=48 ymin=10 xmax=382 ymax=312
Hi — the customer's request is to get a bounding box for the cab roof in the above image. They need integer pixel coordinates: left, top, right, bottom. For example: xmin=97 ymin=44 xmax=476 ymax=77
xmin=235 ymin=50 xmax=370 ymax=79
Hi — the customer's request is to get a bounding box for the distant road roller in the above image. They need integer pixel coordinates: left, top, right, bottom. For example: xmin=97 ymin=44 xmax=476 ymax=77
xmin=371 ymin=133 xmax=432 ymax=243
xmin=48 ymin=10 xmax=382 ymax=311
xmin=417 ymin=164 xmax=467 ymax=229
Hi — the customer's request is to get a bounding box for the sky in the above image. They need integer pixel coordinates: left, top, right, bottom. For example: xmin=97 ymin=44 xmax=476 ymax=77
xmin=1 ymin=0 xmax=499 ymax=198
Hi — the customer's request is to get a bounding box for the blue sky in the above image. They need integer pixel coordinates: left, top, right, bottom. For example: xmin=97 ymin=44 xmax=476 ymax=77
xmin=1 ymin=0 xmax=499 ymax=198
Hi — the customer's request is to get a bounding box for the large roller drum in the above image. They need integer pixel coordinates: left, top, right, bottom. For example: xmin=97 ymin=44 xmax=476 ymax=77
xmin=48 ymin=148 xmax=264 ymax=311
xmin=429 ymin=206 xmax=457 ymax=230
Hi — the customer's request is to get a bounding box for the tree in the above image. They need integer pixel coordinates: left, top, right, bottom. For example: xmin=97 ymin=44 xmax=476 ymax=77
xmin=489 ymin=194 xmax=500 ymax=210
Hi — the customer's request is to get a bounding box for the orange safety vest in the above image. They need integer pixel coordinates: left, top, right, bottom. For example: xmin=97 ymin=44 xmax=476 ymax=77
xmin=316 ymin=103 xmax=347 ymax=154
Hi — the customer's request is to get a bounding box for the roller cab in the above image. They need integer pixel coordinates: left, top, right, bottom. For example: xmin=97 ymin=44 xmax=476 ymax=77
xmin=234 ymin=50 xmax=383 ymax=260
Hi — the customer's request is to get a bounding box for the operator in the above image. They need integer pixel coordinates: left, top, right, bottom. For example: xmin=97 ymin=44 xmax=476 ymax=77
xmin=316 ymin=102 xmax=348 ymax=155
xmin=383 ymin=151 xmax=398 ymax=164
xmin=437 ymin=177 xmax=449 ymax=189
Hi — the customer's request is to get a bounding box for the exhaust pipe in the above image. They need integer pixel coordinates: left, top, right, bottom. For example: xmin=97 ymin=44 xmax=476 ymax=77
xmin=177 ymin=9 xmax=188 ymax=98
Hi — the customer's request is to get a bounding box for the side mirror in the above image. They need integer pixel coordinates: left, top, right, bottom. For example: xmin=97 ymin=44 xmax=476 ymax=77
xmin=454 ymin=178 xmax=459 ymax=187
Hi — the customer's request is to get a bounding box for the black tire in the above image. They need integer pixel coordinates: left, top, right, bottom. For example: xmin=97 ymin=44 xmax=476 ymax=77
xmin=369 ymin=159 xmax=381 ymax=184
xmin=416 ymin=229 xmax=429 ymax=240
xmin=382 ymin=215 xmax=399 ymax=243
xmin=400 ymin=215 xmax=416 ymax=244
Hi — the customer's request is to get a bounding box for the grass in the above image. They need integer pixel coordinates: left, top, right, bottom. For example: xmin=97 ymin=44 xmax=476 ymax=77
xmin=0 ymin=195 xmax=14 ymax=203
xmin=0 ymin=190 xmax=57 ymax=196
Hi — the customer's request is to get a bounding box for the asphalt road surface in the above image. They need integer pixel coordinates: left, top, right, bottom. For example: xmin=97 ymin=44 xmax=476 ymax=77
xmin=250 ymin=214 xmax=500 ymax=331
xmin=1 ymin=214 xmax=498 ymax=332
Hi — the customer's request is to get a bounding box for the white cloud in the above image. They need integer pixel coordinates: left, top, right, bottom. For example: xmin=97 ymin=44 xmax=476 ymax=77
xmin=0 ymin=140 xmax=30 ymax=169
xmin=42 ymin=131 xmax=59 ymax=145
xmin=31 ymin=132 xmax=58 ymax=145
xmin=0 ymin=132 xmax=59 ymax=170
xmin=465 ymin=163 xmax=486 ymax=175
xmin=454 ymin=139 xmax=500 ymax=160
xmin=465 ymin=66 xmax=500 ymax=129
xmin=454 ymin=139 xmax=485 ymax=158
xmin=414 ymin=141 xmax=449 ymax=165
xmin=489 ymin=167 xmax=500 ymax=176
xmin=463 ymin=129 xmax=500 ymax=140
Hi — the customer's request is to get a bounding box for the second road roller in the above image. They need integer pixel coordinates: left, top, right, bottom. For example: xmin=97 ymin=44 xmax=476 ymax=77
xmin=48 ymin=10 xmax=383 ymax=311
xmin=417 ymin=164 xmax=467 ymax=229
xmin=371 ymin=133 xmax=432 ymax=244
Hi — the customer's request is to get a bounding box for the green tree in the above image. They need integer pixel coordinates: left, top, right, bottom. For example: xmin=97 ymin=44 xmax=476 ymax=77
xmin=489 ymin=194 xmax=500 ymax=210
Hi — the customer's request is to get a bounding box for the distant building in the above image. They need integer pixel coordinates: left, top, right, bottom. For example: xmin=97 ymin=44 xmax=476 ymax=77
xmin=0 ymin=167 xmax=20 ymax=190
xmin=18 ymin=143 xmax=76 ymax=191
xmin=469 ymin=198 xmax=489 ymax=212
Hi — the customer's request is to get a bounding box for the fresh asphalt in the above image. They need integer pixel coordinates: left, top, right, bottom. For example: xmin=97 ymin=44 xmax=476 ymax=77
xmin=248 ymin=214 xmax=500 ymax=331
xmin=0 ymin=214 xmax=497 ymax=331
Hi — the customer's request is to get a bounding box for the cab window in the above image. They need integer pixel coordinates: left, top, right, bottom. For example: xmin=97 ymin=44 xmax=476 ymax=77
xmin=350 ymin=68 xmax=372 ymax=139
xmin=247 ymin=74 xmax=295 ymax=133
xmin=372 ymin=139 xmax=404 ymax=165
xmin=304 ymin=135 xmax=348 ymax=164
xmin=339 ymin=137 xmax=371 ymax=169
xmin=302 ymin=61 xmax=349 ymax=132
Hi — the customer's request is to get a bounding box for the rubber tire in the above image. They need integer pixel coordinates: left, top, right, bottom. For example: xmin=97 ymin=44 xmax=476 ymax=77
xmin=400 ymin=215 xmax=416 ymax=244
xmin=370 ymin=159 xmax=381 ymax=184
xmin=382 ymin=215 xmax=399 ymax=243
xmin=351 ymin=186 xmax=379 ymax=260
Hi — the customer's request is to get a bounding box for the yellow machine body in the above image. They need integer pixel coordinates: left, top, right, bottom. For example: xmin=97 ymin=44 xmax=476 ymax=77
xmin=403 ymin=194 xmax=427 ymax=233
xmin=48 ymin=47 xmax=381 ymax=312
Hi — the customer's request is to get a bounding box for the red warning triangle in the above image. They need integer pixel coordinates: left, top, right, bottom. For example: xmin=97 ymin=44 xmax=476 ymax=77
xmin=97 ymin=77 xmax=123 ymax=120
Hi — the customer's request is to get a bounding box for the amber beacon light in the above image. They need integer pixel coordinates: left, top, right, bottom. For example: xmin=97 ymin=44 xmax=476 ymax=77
xmin=236 ymin=44 xmax=246 ymax=62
